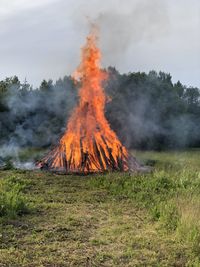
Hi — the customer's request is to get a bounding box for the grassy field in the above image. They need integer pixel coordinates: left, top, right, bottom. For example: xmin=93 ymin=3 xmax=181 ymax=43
xmin=0 ymin=150 xmax=200 ymax=266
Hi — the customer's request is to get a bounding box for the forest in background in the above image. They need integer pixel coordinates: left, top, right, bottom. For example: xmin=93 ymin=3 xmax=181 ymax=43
xmin=0 ymin=67 xmax=200 ymax=158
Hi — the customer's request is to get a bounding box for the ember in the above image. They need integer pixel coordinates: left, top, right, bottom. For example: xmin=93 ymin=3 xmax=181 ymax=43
xmin=37 ymin=28 xmax=140 ymax=174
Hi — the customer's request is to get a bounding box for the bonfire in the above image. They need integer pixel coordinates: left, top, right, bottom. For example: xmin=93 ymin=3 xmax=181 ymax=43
xmin=37 ymin=29 xmax=141 ymax=174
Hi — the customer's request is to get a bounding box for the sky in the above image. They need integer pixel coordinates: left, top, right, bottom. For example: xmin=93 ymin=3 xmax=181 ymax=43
xmin=0 ymin=0 xmax=199 ymax=88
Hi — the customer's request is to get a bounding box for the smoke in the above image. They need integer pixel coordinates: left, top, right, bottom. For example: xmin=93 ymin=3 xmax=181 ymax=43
xmin=69 ymin=0 xmax=169 ymax=73
xmin=95 ymin=0 xmax=169 ymax=66
xmin=105 ymin=68 xmax=200 ymax=150
xmin=0 ymin=0 xmax=171 ymax=87
xmin=0 ymin=144 xmax=35 ymax=169
xmin=0 ymin=143 xmax=20 ymax=159
xmin=0 ymin=77 xmax=77 ymax=166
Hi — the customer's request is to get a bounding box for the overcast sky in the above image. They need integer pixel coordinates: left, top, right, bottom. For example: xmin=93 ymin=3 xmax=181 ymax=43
xmin=0 ymin=0 xmax=199 ymax=87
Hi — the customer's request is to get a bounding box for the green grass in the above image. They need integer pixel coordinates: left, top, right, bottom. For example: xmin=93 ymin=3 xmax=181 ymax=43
xmin=0 ymin=176 xmax=31 ymax=218
xmin=0 ymin=150 xmax=200 ymax=266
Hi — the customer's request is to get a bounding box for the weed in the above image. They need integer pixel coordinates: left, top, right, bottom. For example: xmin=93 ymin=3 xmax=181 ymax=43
xmin=0 ymin=176 xmax=30 ymax=218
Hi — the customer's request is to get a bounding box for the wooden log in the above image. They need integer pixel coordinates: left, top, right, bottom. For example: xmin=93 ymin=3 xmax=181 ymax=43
xmin=68 ymin=149 xmax=73 ymax=170
xmin=63 ymin=146 xmax=68 ymax=172
xmin=93 ymin=138 xmax=105 ymax=171
xmin=89 ymin=154 xmax=101 ymax=170
xmin=116 ymin=155 xmax=124 ymax=171
xmin=80 ymin=137 xmax=84 ymax=170
xmin=100 ymin=135 xmax=117 ymax=169
xmin=99 ymin=144 xmax=110 ymax=170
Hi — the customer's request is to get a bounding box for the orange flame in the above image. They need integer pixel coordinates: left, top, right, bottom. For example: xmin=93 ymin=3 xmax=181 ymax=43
xmin=38 ymin=29 xmax=137 ymax=173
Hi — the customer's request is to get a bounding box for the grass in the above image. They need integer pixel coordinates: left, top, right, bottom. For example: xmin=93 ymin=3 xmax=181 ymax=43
xmin=0 ymin=149 xmax=200 ymax=266
xmin=0 ymin=176 xmax=31 ymax=218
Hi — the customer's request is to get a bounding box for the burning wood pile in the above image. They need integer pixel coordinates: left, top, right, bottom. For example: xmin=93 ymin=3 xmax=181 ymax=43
xmin=37 ymin=29 xmax=141 ymax=174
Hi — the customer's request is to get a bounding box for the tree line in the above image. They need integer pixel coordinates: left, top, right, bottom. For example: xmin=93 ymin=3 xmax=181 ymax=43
xmin=0 ymin=68 xmax=200 ymax=152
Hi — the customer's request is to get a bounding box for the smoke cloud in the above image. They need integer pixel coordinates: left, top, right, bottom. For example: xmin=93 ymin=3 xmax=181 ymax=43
xmin=0 ymin=77 xmax=77 ymax=167
xmin=0 ymin=0 xmax=199 ymax=87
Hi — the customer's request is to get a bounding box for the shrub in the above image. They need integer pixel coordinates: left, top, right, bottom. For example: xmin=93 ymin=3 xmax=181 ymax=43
xmin=3 ymin=159 xmax=14 ymax=170
xmin=0 ymin=176 xmax=30 ymax=218
xmin=158 ymin=201 xmax=180 ymax=231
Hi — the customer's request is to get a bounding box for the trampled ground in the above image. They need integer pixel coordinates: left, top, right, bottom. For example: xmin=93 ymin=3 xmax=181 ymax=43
xmin=1 ymin=150 xmax=200 ymax=266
